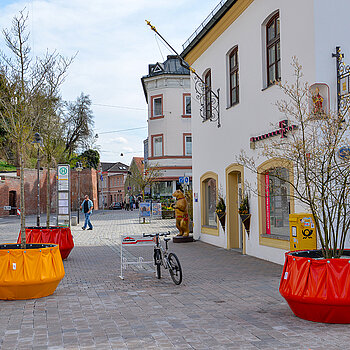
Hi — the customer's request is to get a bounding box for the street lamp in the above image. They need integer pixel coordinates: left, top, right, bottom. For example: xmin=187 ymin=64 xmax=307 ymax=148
xmin=76 ymin=162 xmax=83 ymax=224
xmin=32 ymin=132 xmax=42 ymax=227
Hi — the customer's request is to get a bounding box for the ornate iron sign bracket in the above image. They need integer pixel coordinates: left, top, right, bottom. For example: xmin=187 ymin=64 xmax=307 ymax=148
xmin=193 ymin=74 xmax=220 ymax=127
xmin=332 ymin=46 xmax=350 ymax=119
xmin=146 ymin=20 xmax=221 ymax=128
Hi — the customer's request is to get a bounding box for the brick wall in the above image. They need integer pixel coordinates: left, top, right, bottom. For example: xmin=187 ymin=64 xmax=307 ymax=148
xmin=71 ymin=168 xmax=99 ymax=210
xmin=0 ymin=167 xmax=99 ymax=217
xmin=0 ymin=168 xmax=57 ymax=217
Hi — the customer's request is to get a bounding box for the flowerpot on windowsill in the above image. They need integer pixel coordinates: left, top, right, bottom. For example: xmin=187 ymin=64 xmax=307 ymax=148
xmin=216 ymin=211 xmax=226 ymax=230
xmin=239 ymin=212 xmax=251 ymax=236
xmin=0 ymin=243 xmax=65 ymax=300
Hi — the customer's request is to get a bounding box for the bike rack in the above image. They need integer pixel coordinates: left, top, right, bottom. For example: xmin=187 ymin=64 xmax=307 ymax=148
xmin=119 ymin=234 xmax=154 ymax=280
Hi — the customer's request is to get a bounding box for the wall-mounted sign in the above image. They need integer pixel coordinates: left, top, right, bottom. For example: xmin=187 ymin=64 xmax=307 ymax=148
xmin=250 ymin=120 xmax=297 ymax=145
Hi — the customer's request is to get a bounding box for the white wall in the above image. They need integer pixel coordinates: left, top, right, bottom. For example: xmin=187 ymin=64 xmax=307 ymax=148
xmin=191 ymin=0 xmax=321 ymax=265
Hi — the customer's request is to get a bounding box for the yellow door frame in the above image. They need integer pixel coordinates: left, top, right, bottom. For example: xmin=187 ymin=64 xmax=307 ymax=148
xmin=225 ymin=164 xmax=245 ymax=254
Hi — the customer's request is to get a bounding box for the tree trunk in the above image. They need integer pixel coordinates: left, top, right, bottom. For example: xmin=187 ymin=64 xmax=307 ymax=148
xmin=19 ymin=150 xmax=26 ymax=249
xmin=46 ymin=166 xmax=51 ymax=228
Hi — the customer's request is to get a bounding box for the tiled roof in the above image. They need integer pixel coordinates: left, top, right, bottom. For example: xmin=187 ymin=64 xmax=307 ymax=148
xmin=101 ymin=162 xmax=129 ymax=173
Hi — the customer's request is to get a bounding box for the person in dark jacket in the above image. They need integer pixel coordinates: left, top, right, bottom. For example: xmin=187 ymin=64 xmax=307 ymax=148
xmin=80 ymin=194 xmax=93 ymax=230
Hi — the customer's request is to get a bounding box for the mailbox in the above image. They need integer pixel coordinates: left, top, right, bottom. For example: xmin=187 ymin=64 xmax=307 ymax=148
xmin=289 ymin=213 xmax=317 ymax=251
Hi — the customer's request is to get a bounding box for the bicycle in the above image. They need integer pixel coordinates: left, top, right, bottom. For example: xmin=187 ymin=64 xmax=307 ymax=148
xmin=143 ymin=232 xmax=182 ymax=285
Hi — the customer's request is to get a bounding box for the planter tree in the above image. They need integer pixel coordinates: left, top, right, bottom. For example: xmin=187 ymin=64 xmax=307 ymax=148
xmin=239 ymin=58 xmax=350 ymax=258
xmin=0 ymin=11 xmax=73 ymax=246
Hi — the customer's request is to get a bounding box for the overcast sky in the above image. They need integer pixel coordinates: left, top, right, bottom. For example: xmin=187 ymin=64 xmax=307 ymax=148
xmin=0 ymin=0 xmax=219 ymax=165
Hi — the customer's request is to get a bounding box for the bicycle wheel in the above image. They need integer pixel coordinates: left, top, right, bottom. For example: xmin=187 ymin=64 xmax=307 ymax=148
xmin=154 ymin=250 xmax=161 ymax=279
xmin=168 ymin=253 xmax=182 ymax=285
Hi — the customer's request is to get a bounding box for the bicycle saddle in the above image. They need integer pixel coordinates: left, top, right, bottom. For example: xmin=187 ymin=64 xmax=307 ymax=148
xmin=164 ymin=238 xmax=171 ymax=242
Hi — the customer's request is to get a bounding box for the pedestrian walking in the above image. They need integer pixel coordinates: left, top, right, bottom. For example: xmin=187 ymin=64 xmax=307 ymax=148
xmin=125 ymin=195 xmax=130 ymax=211
xmin=130 ymin=195 xmax=134 ymax=211
xmin=80 ymin=194 xmax=93 ymax=230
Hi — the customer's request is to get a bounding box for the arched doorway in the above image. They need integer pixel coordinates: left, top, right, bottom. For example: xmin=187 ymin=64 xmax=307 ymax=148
xmin=225 ymin=164 xmax=245 ymax=253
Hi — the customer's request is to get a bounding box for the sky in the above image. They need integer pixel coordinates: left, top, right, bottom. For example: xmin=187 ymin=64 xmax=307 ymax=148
xmin=0 ymin=0 xmax=220 ymax=165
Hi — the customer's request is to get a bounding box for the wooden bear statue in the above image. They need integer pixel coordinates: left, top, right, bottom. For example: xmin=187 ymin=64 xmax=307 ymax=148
xmin=173 ymin=189 xmax=190 ymax=237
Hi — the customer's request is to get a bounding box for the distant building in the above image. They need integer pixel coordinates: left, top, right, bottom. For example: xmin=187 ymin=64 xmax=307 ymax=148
xmin=98 ymin=162 xmax=129 ymax=208
xmin=141 ymin=55 xmax=192 ymax=198
xmin=124 ymin=157 xmax=144 ymax=197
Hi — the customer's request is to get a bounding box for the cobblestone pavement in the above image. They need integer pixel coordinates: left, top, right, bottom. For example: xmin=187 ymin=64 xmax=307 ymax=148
xmin=0 ymin=211 xmax=349 ymax=349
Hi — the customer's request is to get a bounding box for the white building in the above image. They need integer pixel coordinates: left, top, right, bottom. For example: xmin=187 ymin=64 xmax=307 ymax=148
xmin=141 ymin=55 xmax=192 ymax=197
xmin=181 ymin=0 xmax=350 ymax=264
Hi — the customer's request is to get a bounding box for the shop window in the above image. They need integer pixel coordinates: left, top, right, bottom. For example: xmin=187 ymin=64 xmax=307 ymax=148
xmin=200 ymin=172 xmax=219 ymax=235
xmin=257 ymin=159 xmax=294 ymax=249
xmin=264 ymin=167 xmax=290 ymax=238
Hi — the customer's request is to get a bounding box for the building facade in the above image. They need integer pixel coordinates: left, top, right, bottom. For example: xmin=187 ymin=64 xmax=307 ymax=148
xmin=141 ymin=55 xmax=192 ymax=198
xmin=181 ymin=0 xmax=350 ymax=265
xmin=99 ymin=162 xmax=129 ymax=208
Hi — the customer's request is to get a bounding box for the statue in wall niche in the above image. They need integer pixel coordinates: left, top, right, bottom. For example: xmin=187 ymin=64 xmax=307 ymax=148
xmin=172 ymin=189 xmax=190 ymax=237
xmin=312 ymin=87 xmax=324 ymax=116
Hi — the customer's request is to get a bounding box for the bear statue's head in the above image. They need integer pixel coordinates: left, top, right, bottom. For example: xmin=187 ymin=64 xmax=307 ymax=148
xmin=172 ymin=189 xmax=185 ymax=199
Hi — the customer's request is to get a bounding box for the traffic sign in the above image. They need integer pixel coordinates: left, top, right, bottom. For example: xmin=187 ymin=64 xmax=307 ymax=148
xmin=184 ymin=176 xmax=189 ymax=184
xmin=3 ymin=206 xmax=11 ymax=211
xmin=179 ymin=177 xmax=184 ymax=183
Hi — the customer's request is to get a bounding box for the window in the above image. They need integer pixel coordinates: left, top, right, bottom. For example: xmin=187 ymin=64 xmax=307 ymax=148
xmin=152 ymin=135 xmax=163 ymax=157
xmin=204 ymin=178 xmax=217 ymax=227
xmin=184 ymin=134 xmax=192 ymax=156
xmin=151 ymin=94 xmax=163 ymax=118
xmin=264 ymin=167 xmax=290 ymax=238
xmin=204 ymin=70 xmax=212 ymax=120
xmin=266 ymin=13 xmax=280 ymax=86
xmin=229 ymin=47 xmax=239 ymax=106
xmin=183 ymin=94 xmax=191 ymax=116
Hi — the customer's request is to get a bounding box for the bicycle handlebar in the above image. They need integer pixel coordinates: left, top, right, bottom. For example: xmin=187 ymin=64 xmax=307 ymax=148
xmin=143 ymin=231 xmax=170 ymax=237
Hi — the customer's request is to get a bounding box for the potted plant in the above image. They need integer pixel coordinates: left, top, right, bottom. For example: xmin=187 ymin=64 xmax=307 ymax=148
xmin=216 ymin=194 xmax=226 ymax=230
xmin=238 ymin=194 xmax=251 ymax=236
xmin=161 ymin=199 xmax=175 ymax=219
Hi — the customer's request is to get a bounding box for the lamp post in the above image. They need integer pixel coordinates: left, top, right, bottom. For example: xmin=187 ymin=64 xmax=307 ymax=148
xmin=32 ymin=132 xmax=42 ymax=227
xmin=76 ymin=162 xmax=83 ymax=224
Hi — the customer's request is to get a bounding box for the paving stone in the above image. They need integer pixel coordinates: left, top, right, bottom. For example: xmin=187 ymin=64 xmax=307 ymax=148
xmin=0 ymin=211 xmax=349 ymax=349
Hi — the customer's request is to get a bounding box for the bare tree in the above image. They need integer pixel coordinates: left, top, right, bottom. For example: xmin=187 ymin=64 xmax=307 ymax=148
xmin=125 ymin=163 xmax=163 ymax=200
xmin=63 ymin=93 xmax=94 ymax=158
xmin=239 ymin=58 xmax=350 ymax=258
xmin=0 ymin=11 xmax=73 ymax=247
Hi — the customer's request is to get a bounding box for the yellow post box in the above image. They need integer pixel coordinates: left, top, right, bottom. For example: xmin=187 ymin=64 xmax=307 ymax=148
xmin=289 ymin=213 xmax=317 ymax=251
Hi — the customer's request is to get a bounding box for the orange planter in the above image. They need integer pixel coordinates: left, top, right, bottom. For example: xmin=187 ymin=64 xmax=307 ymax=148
xmin=18 ymin=226 xmax=74 ymax=260
xmin=280 ymin=250 xmax=350 ymax=323
xmin=0 ymin=243 xmax=65 ymax=300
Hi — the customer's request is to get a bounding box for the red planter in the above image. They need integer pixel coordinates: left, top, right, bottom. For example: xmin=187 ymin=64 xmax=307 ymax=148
xmin=280 ymin=250 xmax=350 ymax=323
xmin=17 ymin=226 xmax=74 ymax=260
